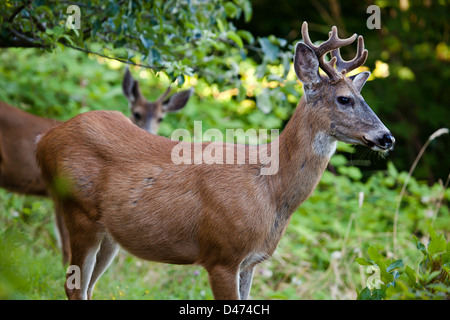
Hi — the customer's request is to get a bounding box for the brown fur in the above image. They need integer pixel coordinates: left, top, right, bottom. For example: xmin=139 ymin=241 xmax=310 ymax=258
xmin=0 ymin=101 xmax=59 ymax=195
xmin=0 ymin=102 xmax=72 ymax=266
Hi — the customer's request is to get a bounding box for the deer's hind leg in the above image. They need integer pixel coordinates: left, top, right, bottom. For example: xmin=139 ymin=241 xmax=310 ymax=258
xmin=54 ymin=202 xmax=71 ymax=265
xmin=62 ymin=204 xmax=103 ymax=300
xmin=86 ymin=232 xmax=119 ymax=300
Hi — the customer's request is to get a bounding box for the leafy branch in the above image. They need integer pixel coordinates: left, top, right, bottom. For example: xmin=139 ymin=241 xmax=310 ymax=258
xmin=0 ymin=0 xmax=289 ymax=92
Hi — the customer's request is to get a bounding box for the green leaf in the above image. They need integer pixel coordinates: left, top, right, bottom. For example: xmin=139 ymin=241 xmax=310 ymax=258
xmin=386 ymin=259 xmax=404 ymax=273
xmin=441 ymin=252 xmax=450 ymax=264
xmin=60 ymin=35 xmax=74 ymax=46
xmin=226 ymin=31 xmax=243 ymax=49
xmin=237 ymin=30 xmax=254 ymax=44
xmin=259 ymin=37 xmax=279 ymax=61
xmin=424 ymin=270 xmax=441 ymax=284
xmin=185 ymin=22 xmax=196 ymax=29
xmin=53 ymin=26 xmax=64 ymax=37
xmin=413 ymin=235 xmax=427 ymax=255
xmin=329 ymin=154 xmax=347 ymax=167
xmin=268 ymin=35 xmax=287 ymax=47
xmin=71 ymin=27 xmax=80 ymax=37
xmin=147 ymin=48 xmax=162 ymax=66
xmin=404 ymin=265 xmax=417 ymax=286
xmin=428 ymin=225 xmax=437 ymax=239
xmin=240 ymin=0 xmax=253 ymax=22
xmin=387 ymin=161 xmax=398 ymax=178
xmin=370 ymin=288 xmax=385 ymax=300
xmin=217 ymin=18 xmax=226 ymax=33
xmin=388 ymin=270 xmax=400 ymax=287
xmin=140 ymin=34 xmax=154 ymax=50
xmin=177 ymin=74 xmax=185 ymax=86
xmin=336 ymin=141 xmax=356 ymax=153
xmin=337 ymin=166 xmax=363 ymax=181
xmin=224 ymin=2 xmax=239 ymax=18
xmin=377 ymin=259 xmax=393 ymax=284
xmin=368 ymin=246 xmax=382 ymax=262
xmin=356 ymin=257 xmax=373 ymax=266
xmin=428 ymin=234 xmax=446 ymax=254
xmin=357 ymin=287 xmax=372 ymax=300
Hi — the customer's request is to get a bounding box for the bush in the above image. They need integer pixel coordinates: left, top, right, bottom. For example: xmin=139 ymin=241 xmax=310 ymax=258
xmin=356 ymin=225 xmax=450 ymax=300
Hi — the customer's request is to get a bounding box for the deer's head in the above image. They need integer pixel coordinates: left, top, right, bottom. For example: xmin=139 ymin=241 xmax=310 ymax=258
xmin=122 ymin=68 xmax=193 ymax=134
xmin=294 ymin=22 xmax=394 ymax=152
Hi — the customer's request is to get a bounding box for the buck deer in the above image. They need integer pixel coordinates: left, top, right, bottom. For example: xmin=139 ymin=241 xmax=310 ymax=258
xmin=36 ymin=22 xmax=394 ymax=300
xmin=0 ymin=69 xmax=192 ymax=265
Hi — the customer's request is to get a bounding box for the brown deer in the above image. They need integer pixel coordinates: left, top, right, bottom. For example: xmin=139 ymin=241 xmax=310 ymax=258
xmin=122 ymin=68 xmax=193 ymax=134
xmin=0 ymin=69 xmax=192 ymax=265
xmin=35 ymin=22 xmax=395 ymax=300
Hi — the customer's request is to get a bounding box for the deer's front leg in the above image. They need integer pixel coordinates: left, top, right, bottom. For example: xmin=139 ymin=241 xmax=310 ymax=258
xmin=207 ymin=265 xmax=239 ymax=300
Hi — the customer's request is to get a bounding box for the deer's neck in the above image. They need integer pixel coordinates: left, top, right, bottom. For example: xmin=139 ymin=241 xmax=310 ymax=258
xmin=268 ymin=97 xmax=336 ymax=222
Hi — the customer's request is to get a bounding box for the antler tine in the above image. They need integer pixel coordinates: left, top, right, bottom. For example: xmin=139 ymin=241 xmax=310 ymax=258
xmin=158 ymin=86 xmax=172 ymax=102
xmin=331 ymin=35 xmax=368 ymax=74
xmin=322 ymin=26 xmax=357 ymax=57
xmin=301 ymin=21 xmax=316 ymax=51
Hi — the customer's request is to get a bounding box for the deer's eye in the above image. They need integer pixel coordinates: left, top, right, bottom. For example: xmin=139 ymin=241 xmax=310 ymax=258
xmin=133 ymin=112 xmax=142 ymax=120
xmin=337 ymin=96 xmax=352 ymax=106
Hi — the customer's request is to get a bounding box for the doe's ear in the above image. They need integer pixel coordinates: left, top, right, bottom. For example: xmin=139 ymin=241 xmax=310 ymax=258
xmin=122 ymin=68 xmax=142 ymax=103
xmin=162 ymin=88 xmax=194 ymax=113
xmin=294 ymin=42 xmax=321 ymax=87
xmin=350 ymin=71 xmax=370 ymax=92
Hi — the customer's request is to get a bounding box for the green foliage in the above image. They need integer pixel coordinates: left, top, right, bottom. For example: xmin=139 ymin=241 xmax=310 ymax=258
xmin=0 ymin=0 xmax=291 ymax=92
xmin=356 ymin=226 xmax=450 ymax=300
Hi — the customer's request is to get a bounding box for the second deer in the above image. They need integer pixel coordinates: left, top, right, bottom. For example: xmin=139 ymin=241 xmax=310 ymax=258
xmin=0 ymin=68 xmax=192 ymax=264
xmin=36 ymin=22 xmax=394 ymax=300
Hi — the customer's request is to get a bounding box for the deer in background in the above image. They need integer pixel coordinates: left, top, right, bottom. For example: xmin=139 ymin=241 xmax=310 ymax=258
xmin=0 ymin=68 xmax=193 ymax=264
xmin=36 ymin=22 xmax=395 ymax=300
xmin=122 ymin=68 xmax=193 ymax=134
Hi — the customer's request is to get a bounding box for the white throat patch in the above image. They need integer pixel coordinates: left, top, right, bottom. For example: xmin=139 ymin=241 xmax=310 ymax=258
xmin=313 ymin=132 xmax=337 ymax=158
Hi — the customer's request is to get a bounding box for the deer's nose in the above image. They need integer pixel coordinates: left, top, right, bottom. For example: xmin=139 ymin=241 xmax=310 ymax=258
xmin=378 ymin=133 xmax=395 ymax=150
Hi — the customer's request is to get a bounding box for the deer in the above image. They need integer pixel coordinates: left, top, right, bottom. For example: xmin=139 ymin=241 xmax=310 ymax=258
xmin=122 ymin=68 xmax=193 ymax=134
xmin=35 ymin=22 xmax=395 ymax=300
xmin=0 ymin=68 xmax=193 ymax=265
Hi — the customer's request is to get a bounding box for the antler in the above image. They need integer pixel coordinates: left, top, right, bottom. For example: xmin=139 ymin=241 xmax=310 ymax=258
xmin=330 ymin=35 xmax=368 ymax=75
xmin=301 ymin=22 xmax=366 ymax=82
xmin=157 ymin=86 xmax=172 ymax=102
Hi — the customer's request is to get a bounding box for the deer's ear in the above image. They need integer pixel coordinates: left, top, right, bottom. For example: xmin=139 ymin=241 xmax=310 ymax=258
xmin=162 ymin=88 xmax=193 ymax=113
xmin=350 ymin=71 xmax=370 ymax=92
xmin=294 ymin=42 xmax=321 ymax=87
xmin=122 ymin=68 xmax=141 ymax=104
